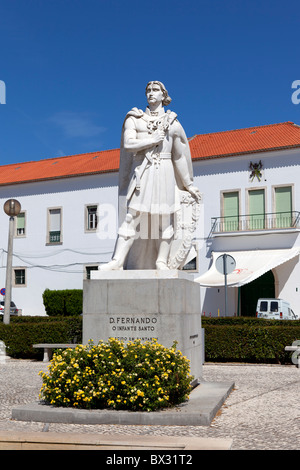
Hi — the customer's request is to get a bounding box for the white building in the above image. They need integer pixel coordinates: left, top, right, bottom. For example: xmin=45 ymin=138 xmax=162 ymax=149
xmin=0 ymin=121 xmax=299 ymax=317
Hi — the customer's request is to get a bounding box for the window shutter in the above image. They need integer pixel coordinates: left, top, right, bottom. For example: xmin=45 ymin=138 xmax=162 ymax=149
xmin=249 ymin=189 xmax=265 ymax=229
xmin=275 ymin=187 xmax=292 ymax=227
xmin=223 ymin=192 xmax=239 ymax=231
xmin=17 ymin=213 xmax=25 ymax=229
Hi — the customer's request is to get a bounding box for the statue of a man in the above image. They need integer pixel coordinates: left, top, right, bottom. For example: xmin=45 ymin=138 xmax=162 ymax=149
xmin=99 ymin=81 xmax=201 ymax=271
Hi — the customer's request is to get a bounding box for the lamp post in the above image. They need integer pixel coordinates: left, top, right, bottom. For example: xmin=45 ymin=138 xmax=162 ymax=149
xmin=3 ymin=199 xmax=21 ymax=325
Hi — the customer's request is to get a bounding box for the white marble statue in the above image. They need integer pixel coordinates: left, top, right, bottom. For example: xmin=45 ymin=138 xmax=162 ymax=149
xmin=99 ymin=81 xmax=201 ymax=271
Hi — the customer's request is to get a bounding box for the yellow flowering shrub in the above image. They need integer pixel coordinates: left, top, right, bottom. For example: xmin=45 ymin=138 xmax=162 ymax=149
xmin=39 ymin=338 xmax=193 ymax=411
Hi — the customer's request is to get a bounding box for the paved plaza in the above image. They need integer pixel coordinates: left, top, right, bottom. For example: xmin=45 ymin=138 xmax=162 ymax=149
xmin=0 ymin=359 xmax=299 ymax=450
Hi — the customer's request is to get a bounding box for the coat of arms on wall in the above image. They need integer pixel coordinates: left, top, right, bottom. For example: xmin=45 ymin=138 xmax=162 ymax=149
xmin=249 ymin=160 xmax=263 ymax=182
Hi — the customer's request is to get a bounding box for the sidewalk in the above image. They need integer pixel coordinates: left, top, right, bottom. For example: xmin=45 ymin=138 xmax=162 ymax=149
xmin=0 ymin=359 xmax=299 ymax=450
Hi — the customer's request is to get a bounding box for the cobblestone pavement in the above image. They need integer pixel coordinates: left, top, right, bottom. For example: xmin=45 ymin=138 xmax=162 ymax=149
xmin=0 ymin=359 xmax=300 ymax=450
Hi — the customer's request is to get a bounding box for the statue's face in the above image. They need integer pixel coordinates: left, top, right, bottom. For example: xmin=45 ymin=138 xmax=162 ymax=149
xmin=146 ymin=82 xmax=164 ymax=106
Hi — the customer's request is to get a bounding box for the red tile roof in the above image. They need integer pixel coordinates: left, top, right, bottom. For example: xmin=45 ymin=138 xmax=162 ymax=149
xmin=0 ymin=148 xmax=120 ymax=187
xmin=0 ymin=122 xmax=299 ymax=186
xmin=189 ymin=121 xmax=300 ymax=160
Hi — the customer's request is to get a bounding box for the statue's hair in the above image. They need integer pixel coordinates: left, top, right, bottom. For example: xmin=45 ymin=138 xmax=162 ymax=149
xmin=145 ymin=81 xmax=172 ymax=106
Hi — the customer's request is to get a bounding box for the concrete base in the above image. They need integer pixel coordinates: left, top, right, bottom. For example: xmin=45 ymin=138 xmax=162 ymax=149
xmin=0 ymin=356 xmax=11 ymax=363
xmin=83 ymin=270 xmax=203 ymax=381
xmin=0 ymin=431 xmax=233 ymax=450
xmin=12 ymin=380 xmax=234 ymax=427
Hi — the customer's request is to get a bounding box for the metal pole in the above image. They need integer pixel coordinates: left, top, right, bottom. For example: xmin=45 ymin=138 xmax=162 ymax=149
xmin=3 ymin=216 xmax=14 ymax=325
xmin=223 ymin=254 xmax=228 ymax=317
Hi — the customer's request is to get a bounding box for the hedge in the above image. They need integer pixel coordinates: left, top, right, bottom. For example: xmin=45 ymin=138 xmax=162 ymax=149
xmin=1 ymin=315 xmax=300 ymax=363
xmin=202 ymin=316 xmax=300 ymax=327
xmin=202 ymin=316 xmax=300 ymax=364
xmin=0 ymin=316 xmax=82 ymax=359
xmin=42 ymin=289 xmax=83 ymax=316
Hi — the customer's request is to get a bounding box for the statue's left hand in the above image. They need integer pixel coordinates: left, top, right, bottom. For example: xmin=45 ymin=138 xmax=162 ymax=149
xmin=187 ymin=185 xmax=202 ymax=202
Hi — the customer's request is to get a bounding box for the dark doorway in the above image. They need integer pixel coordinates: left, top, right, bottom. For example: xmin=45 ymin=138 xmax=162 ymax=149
xmin=240 ymin=270 xmax=275 ymax=316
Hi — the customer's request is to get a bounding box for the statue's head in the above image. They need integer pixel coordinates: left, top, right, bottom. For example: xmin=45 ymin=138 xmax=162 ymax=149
xmin=145 ymin=81 xmax=172 ymax=107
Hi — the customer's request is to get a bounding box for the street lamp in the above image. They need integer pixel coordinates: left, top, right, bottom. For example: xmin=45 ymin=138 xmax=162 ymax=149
xmin=3 ymin=199 xmax=21 ymax=325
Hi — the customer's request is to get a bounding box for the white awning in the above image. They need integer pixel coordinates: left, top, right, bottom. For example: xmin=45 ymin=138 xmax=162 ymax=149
xmin=195 ymin=248 xmax=300 ymax=287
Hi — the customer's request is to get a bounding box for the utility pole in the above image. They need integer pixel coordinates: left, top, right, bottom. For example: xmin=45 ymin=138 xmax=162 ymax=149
xmin=3 ymin=199 xmax=21 ymax=325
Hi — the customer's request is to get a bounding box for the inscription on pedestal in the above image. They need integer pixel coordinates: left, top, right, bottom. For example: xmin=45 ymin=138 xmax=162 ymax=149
xmin=109 ymin=316 xmax=158 ymax=342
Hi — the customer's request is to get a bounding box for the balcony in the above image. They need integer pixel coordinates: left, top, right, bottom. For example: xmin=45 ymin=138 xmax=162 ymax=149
xmin=211 ymin=211 xmax=300 ymax=235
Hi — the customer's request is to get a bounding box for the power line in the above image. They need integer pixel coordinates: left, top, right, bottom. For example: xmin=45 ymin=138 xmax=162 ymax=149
xmin=0 ymin=248 xmax=112 ymax=273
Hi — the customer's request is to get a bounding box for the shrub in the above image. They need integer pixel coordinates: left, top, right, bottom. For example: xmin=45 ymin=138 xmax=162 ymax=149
xmin=39 ymin=338 xmax=193 ymax=411
xmin=203 ymin=323 xmax=300 ymax=364
xmin=0 ymin=316 xmax=82 ymax=359
xmin=202 ymin=316 xmax=300 ymax=327
xmin=42 ymin=289 xmax=83 ymax=316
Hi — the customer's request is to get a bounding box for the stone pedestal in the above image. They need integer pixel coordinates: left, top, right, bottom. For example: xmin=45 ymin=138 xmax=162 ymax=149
xmin=83 ymin=270 xmax=202 ymax=382
xmin=0 ymin=341 xmax=10 ymax=363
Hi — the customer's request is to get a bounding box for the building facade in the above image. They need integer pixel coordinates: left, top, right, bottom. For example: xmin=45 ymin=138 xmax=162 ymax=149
xmin=0 ymin=122 xmax=299 ymax=317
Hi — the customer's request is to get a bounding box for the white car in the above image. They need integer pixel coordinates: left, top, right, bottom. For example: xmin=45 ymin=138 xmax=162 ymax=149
xmin=0 ymin=301 xmax=19 ymax=316
xmin=256 ymin=298 xmax=299 ymax=320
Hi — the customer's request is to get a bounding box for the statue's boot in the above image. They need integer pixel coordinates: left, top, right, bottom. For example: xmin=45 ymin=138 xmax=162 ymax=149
xmin=155 ymin=239 xmax=171 ymax=270
xmin=98 ymin=235 xmax=134 ymax=271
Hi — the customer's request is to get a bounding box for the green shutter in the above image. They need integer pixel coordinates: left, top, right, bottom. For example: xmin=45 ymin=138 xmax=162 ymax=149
xmin=275 ymin=187 xmax=292 ymax=227
xmin=223 ymin=192 xmax=239 ymax=231
xmin=249 ymin=189 xmax=265 ymax=229
xmin=16 ymin=213 xmax=25 ymax=235
xmin=17 ymin=213 xmax=25 ymax=229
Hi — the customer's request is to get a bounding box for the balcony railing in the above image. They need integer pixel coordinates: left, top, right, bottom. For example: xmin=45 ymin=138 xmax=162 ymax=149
xmin=211 ymin=211 xmax=300 ymax=234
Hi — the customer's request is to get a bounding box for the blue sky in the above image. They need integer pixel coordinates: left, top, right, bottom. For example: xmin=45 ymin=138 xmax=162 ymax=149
xmin=0 ymin=0 xmax=299 ymax=165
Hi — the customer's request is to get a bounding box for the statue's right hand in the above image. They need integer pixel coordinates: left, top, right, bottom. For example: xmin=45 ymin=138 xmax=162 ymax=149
xmin=152 ymin=129 xmax=165 ymax=144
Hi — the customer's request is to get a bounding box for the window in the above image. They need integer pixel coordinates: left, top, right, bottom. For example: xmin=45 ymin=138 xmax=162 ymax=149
xmin=248 ymin=189 xmax=265 ymax=229
xmin=275 ymin=186 xmax=292 ymax=228
xmin=13 ymin=268 xmax=26 ymax=287
xmin=222 ymin=191 xmax=239 ymax=231
xmin=15 ymin=212 xmax=26 ymax=237
xmin=260 ymin=301 xmax=268 ymax=312
xmin=85 ymin=205 xmax=98 ymax=231
xmin=47 ymin=208 xmax=62 ymax=244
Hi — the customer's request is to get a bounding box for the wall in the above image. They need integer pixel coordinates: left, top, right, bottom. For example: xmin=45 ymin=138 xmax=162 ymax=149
xmin=0 ymin=146 xmax=299 ymax=317
xmin=0 ymin=172 xmax=118 ymax=315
